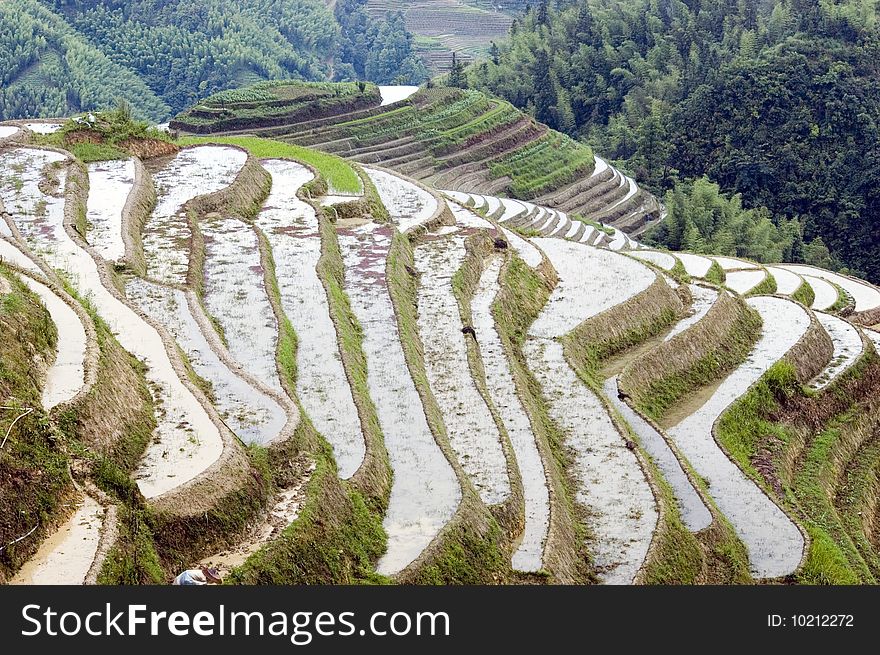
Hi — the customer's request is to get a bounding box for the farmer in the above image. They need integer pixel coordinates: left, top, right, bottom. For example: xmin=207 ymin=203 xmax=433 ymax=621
xmin=172 ymin=566 xmax=222 ymax=585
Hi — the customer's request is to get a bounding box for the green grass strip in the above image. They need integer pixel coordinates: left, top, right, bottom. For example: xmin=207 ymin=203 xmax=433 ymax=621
xmin=177 ymin=135 xmax=363 ymax=194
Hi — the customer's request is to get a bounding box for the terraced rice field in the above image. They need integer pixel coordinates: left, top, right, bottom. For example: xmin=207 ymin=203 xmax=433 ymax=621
xmin=256 ymin=159 xmax=364 ymax=478
xmin=18 ymin=275 xmax=86 ymax=410
xmin=0 ymin=126 xmax=19 ymax=139
xmin=605 ymin=377 xmax=712 ymax=532
xmin=143 ymin=145 xmax=246 ymax=285
xmin=365 ymin=167 xmax=437 ymax=233
xmin=809 ymin=313 xmax=864 ymax=390
xmin=726 ymin=269 xmax=767 ymax=295
xmin=767 ymin=266 xmax=803 ymax=296
xmin=630 ymin=250 xmax=678 ymax=271
xmin=8 ymin=114 xmax=880 ymax=588
xmin=677 ymin=253 xmax=714 ymax=278
xmin=85 ymin=158 xmax=134 ymax=261
xmin=525 ymin=240 xmax=659 ymax=583
xmin=524 ymin=338 xmax=656 ymax=584
xmin=0 ymin=148 xmax=224 ymax=499
xmin=668 ymin=296 xmax=809 ymax=578
xmin=0 ymin=237 xmax=43 ymax=273
xmin=473 ymin=257 xmax=549 ymax=571
xmin=24 ymin=122 xmax=63 ymax=135
xmin=379 ymin=86 xmax=420 ymax=107
xmin=9 ymin=496 xmax=104 ymax=585
xmin=0 ymin=148 xmax=70 ymax=267
xmin=782 ymin=264 xmax=880 ymax=313
xmin=202 ymin=216 xmax=283 ymax=393
xmin=338 ymin=222 xmax=460 ymax=575
xmin=529 ymin=239 xmax=655 ymax=338
xmin=802 ymin=274 xmax=838 ymax=311
xmin=665 ymin=285 xmax=720 ymax=342
xmin=867 ymin=329 xmax=880 ymax=352
xmin=714 ymin=256 xmax=759 ymax=271
xmin=126 ymin=279 xmax=287 ymax=444
xmin=415 ymin=235 xmax=510 ymax=505
xmin=179 ymin=84 xmax=661 ymax=239
xmin=500 ymin=226 xmax=543 ymax=268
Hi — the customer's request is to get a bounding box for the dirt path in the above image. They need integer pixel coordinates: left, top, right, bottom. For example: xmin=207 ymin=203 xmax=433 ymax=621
xmin=201 ymin=463 xmax=314 ymax=575
xmin=10 ymin=495 xmax=104 ymax=585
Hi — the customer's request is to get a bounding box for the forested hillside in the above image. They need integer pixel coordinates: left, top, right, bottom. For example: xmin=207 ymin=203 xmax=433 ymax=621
xmin=0 ymin=0 xmax=426 ymax=122
xmin=467 ymin=0 xmax=880 ymax=283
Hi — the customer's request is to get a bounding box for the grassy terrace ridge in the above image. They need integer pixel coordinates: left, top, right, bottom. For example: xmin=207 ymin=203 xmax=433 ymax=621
xmin=176 ymin=135 xmax=363 ymax=195
xmin=0 ymin=266 xmax=69 ymax=582
xmin=171 ymin=82 xmax=607 ymax=214
xmin=715 ymin=352 xmax=880 ymax=583
xmin=34 ymin=105 xmax=175 ymax=163
xmin=173 ymin=83 xmax=382 ymax=133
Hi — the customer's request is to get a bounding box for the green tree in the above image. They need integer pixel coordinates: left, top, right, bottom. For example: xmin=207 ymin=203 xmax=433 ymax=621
xmin=448 ymin=52 xmax=467 ymax=88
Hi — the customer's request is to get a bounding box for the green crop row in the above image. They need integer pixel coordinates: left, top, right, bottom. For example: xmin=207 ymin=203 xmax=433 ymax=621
xmin=202 ymin=81 xmax=367 ymax=107
xmin=177 ymin=135 xmax=363 ymax=194
xmin=489 ymin=132 xmax=594 ymax=198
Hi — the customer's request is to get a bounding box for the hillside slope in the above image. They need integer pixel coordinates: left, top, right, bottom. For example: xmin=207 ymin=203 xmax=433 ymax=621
xmin=171 ymin=83 xmax=663 ymax=235
xmin=3 ymin=110 xmax=880 ymax=586
xmin=0 ymin=0 xmax=427 ymax=121
xmin=466 ymin=0 xmax=880 ymax=284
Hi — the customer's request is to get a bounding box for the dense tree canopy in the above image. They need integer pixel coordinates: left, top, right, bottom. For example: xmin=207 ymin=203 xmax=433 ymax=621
xmin=1 ymin=0 xmax=428 ymax=121
xmin=467 ymin=0 xmax=880 ymax=281
xmin=335 ymin=1 xmax=428 ymax=84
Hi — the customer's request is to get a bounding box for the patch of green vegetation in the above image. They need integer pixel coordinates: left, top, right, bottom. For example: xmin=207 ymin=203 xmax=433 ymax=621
xmin=705 ymin=259 xmax=726 ymax=285
xmin=96 ymin=505 xmax=165 ymax=585
xmin=715 ymin=361 xmax=875 ymax=583
xmin=745 ymin=269 xmax=777 ymax=297
xmin=38 ymin=103 xmax=172 ymax=162
xmin=572 ymin=215 xmax=614 ymax=235
xmin=638 ymin=455 xmax=703 ymax=584
xmin=635 ymin=304 xmax=762 ymax=422
xmin=488 ymin=132 xmax=594 ymax=198
xmin=0 ymin=267 xmax=70 ymax=580
xmin=828 ymin=282 xmax=852 ymax=313
xmin=177 ymin=135 xmax=362 ymax=194
xmin=792 ymin=278 xmax=816 ymax=307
